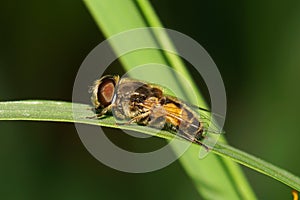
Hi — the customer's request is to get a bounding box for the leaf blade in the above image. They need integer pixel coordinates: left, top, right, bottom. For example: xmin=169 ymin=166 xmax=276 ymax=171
xmin=83 ymin=0 xmax=256 ymax=199
xmin=1 ymin=100 xmax=300 ymax=192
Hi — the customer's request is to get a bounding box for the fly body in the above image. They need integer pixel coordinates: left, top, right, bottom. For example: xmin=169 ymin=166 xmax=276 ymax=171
xmin=91 ymin=75 xmax=216 ymax=146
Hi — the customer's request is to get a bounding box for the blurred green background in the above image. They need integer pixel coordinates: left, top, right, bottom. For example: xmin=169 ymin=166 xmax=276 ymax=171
xmin=1 ymin=0 xmax=300 ymax=199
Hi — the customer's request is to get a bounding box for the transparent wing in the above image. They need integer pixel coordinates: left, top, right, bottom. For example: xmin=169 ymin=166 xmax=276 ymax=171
xmin=166 ymin=95 xmax=225 ymax=158
xmin=197 ymin=110 xmax=224 ymax=158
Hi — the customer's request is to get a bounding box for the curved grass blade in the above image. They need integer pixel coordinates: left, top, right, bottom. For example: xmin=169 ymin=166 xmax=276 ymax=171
xmin=1 ymin=100 xmax=300 ymax=192
xmin=0 ymin=100 xmax=175 ymax=140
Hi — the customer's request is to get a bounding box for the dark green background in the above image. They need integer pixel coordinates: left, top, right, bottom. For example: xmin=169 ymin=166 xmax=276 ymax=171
xmin=1 ymin=0 xmax=300 ymax=199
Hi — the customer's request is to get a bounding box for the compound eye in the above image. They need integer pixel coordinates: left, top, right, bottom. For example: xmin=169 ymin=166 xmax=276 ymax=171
xmin=98 ymin=79 xmax=115 ymax=107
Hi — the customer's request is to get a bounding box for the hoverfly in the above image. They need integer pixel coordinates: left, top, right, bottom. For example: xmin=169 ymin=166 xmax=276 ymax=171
xmin=90 ymin=75 xmax=219 ymax=149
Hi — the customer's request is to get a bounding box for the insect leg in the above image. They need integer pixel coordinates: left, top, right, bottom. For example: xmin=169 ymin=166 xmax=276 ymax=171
xmin=86 ymin=104 xmax=113 ymax=119
xmin=116 ymin=111 xmax=151 ymax=126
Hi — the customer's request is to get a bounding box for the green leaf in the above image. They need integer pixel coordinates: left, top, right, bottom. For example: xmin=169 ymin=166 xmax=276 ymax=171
xmin=0 ymin=100 xmax=174 ymax=140
xmin=83 ymin=0 xmax=257 ymax=199
xmin=1 ymin=100 xmax=300 ymax=194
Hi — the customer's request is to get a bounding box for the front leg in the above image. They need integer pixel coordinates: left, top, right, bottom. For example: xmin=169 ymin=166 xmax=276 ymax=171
xmin=97 ymin=104 xmax=113 ymax=116
xmin=86 ymin=104 xmax=113 ymax=119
